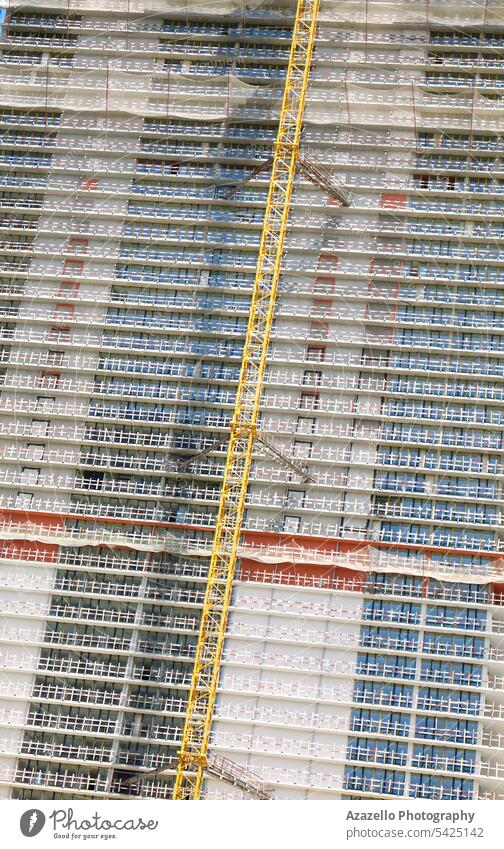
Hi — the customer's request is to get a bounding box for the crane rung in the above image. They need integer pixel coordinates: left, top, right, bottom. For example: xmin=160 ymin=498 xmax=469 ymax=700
xmin=219 ymin=157 xmax=275 ymax=198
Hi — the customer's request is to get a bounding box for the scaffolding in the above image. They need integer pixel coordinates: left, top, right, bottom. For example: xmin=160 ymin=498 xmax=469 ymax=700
xmin=121 ymin=753 xmax=272 ymax=801
xmin=221 ymin=151 xmax=351 ymax=206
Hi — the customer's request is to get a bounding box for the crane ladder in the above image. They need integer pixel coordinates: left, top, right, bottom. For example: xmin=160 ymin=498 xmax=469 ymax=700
xmin=173 ymin=0 xmax=321 ymax=800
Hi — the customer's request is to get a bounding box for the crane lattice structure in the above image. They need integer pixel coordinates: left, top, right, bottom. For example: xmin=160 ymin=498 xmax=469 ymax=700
xmin=173 ymin=0 xmax=324 ymax=800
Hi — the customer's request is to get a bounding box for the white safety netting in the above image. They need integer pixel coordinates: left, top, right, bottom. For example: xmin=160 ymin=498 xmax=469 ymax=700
xmin=5 ymin=0 xmax=503 ymax=24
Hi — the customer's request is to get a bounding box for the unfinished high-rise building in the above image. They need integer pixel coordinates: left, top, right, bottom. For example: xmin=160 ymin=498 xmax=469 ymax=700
xmin=0 ymin=0 xmax=503 ymax=801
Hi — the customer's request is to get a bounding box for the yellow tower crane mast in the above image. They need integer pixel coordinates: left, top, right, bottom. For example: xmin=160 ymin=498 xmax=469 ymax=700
xmin=173 ymin=0 xmax=321 ymax=800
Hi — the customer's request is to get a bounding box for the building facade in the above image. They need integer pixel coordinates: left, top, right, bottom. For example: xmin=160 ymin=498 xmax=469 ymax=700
xmin=0 ymin=0 xmax=503 ymax=800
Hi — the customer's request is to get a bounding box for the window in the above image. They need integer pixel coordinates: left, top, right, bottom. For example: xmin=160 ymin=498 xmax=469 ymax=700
xmin=363 ymin=599 xmax=421 ymax=625
xmin=62 ymin=259 xmax=84 ymax=276
xmin=350 ymin=708 xmax=410 ymax=737
xmin=432 ymin=526 xmax=495 ymax=551
xmin=296 ymin=416 xmax=316 ymax=434
xmin=46 ymin=351 xmax=65 ymax=367
xmin=306 ymin=345 xmax=326 ymax=362
xmin=365 ymin=573 xmax=423 ymax=598
xmin=58 ymin=281 xmax=80 ymax=299
xmin=433 ymin=501 xmax=497 ymax=524
xmin=380 ymin=523 xmax=429 ymax=545
xmin=36 ymin=397 xmax=55 ymax=413
xmin=375 ymin=471 xmax=425 ymax=493
xmin=25 ymin=444 xmax=44 ymax=461
xmin=415 ymin=715 xmax=478 ymax=745
xmin=417 ymin=687 xmax=480 ymax=715
xmin=67 ymin=237 xmax=89 ymax=254
xmin=379 ymin=447 xmax=421 ymax=467
xmin=422 ymin=631 xmax=485 ymax=659
xmin=309 ymin=320 xmax=328 ymax=339
xmin=302 ymin=369 xmax=322 ymax=386
xmin=314 ymin=276 xmax=336 ymax=293
xmin=317 ymin=252 xmax=338 ymax=269
xmin=82 ymin=177 xmax=98 ymax=190
xmin=39 ymin=372 xmax=60 ymax=390
xmin=344 ymin=767 xmax=405 ymax=796
xmin=353 ymin=681 xmax=413 ymax=709
xmin=426 ymin=605 xmax=486 ymax=631
xmin=285 ymin=490 xmax=305 ymax=509
xmin=299 ymin=391 xmax=320 ymax=410
xmin=409 ymin=771 xmax=473 ymax=799
xmin=347 ymin=737 xmax=408 ymax=767
xmin=361 ymin=626 xmax=418 ymax=652
xmin=420 ymin=659 xmax=482 ymax=687
xmin=47 ymin=326 xmax=71 ymax=342
xmin=356 ymin=652 xmax=417 ymax=680
xmin=381 ymin=193 xmax=407 ymax=209
xmin=53 ymin=304 xmax=74 ymax=321
xmin=293 ymin=440 xmax=312 ymax=459
xmin=312 ymin=298 xmax=332 ymax=315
